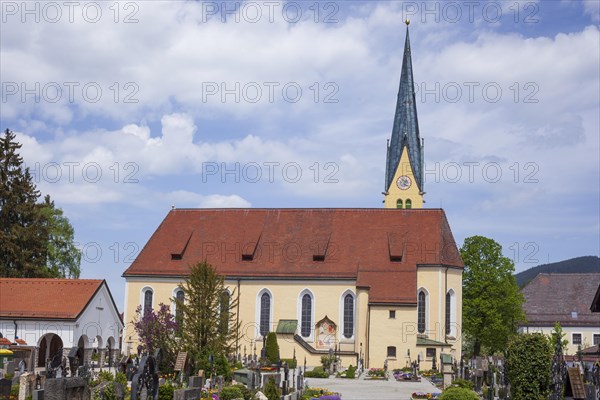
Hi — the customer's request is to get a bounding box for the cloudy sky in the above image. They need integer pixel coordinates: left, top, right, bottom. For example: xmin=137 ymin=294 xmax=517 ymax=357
xmin=2 ymin=0 xmax=599 ymax=308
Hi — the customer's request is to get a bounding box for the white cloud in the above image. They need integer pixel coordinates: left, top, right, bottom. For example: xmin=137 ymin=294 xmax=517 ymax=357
xmin=2 ymin=1 xmax=598 ymax=300
xmin=583 ymin=0 xmax=600 ymax=22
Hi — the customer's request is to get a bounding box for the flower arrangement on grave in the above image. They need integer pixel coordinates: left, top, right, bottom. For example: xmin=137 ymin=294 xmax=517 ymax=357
xmin=302 ymin=387 xmax=342 ymax=399
xmin=411 ymin=392 xmax=441 ymax=399
xmin=367 ymin=367 xmax=385 ymax=377
xmin=200 ymin=387 xmax=219 ymax=399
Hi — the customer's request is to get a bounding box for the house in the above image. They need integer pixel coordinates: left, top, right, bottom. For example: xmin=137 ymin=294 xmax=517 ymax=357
xmin=0 ymin=278 xmax=124 ymax=370
xmin=520 ymin=273 xmax=600 ymax=355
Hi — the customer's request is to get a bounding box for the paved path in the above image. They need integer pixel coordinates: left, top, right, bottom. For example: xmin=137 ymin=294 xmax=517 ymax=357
xmin=305 ymin=376 xmax=441 ymax=400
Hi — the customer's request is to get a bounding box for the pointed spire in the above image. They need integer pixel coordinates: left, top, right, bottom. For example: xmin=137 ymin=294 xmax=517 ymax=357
xmin=385 ymin=23 xmax=424 ymax=193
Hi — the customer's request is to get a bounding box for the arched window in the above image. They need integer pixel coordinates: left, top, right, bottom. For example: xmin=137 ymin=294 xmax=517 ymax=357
xmin=417 ymin=290 xmax=427 ymax=334
xmin=260 ymin=292 xmax=271 ymax=336
xmin=301 ymin=294 xmax=312 ymax=337
xmin=175 ymin=289 xmax=184 ymax=328
xmin=446 ymin=290 xmax=456 ymax=336
xmin=405 ymin=199 xmax=412 ymax=209
xmin=220 ymin=291 xmax=230 ymax=335
xmin=343 ymin=293 xmax=354 ymax=339
xmin=396 ymin=199 xmax=403 ymax=209
xmin=143 ymin=288 xmax=153 ymax=316
xmin=445 ymin=292 xmax=451 ymax=335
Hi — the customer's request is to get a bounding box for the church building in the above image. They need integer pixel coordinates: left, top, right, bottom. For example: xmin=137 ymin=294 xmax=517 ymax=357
xmin=122 ymin=23 xmax=463 ymax=371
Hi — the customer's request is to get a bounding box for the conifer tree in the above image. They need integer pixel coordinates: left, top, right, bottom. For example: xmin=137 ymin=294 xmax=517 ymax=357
xmin=175 ymin=261 xmax=240 ymax=373
xmin=0 ymin=128 xmax=48 ymax=277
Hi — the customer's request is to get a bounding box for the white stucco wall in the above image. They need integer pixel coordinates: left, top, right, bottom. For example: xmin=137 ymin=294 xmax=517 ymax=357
xmin=0 ymin=283 xmax=123 ymax=351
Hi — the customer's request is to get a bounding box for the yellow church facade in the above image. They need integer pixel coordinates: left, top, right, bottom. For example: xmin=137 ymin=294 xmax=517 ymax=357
xmin=122 ymin=208 xmax=463 ymax=371
xmin=121 ymin=23 xmax=463 ymax=371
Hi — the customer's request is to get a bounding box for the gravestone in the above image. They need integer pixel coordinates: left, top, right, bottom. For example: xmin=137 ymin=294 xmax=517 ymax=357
xmin=98 ymin=381 xmax=125 ymax=400
xmin=44 ymin=377 xmax=87 ymax=400
xmin=584 ymin=383 xmax=597 ymax=400
xmin=130 ymin=353 xmax=158 ymax=400
xmin=566 ymin=367 xmax=586 ymax=400
xmin=0 ymin=378 xmax=11 ymax=400
xmin=5 ymin=362 xmax=15 ymax=376
xmin=174 ymin=352 xmax=187 ymax=373
xmin=19 ymin=372 xmax=36 ymax=400
xmin=173 ymin=388 xmax=201 ymax=400
xmin=188 ymin=376 xmax=203 ymax=388
xmin=33 ymin=390 xmax=44 ymax=400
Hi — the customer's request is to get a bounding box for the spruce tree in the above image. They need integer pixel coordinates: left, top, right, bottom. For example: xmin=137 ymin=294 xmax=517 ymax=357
xmin=0 ymin=128 xmax=48 ymax=277
xmin=175 ymin=261 xmax=240 ymax=373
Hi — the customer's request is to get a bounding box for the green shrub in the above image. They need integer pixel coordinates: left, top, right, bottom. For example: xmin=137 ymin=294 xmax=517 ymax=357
xmin=281 ymin=358 xmax=297 ymax=369
xmin=10 ymin=384 xmax=19 ymax=397
xmin=158 ymin=382 xmax=175 ymax=400
xmin=450 ymin=378 xmax=474 ymax=389
xmin=439 ymin=387 xmax=479 ymax=400
xmin=234 ymin=383 xmax=253 ymax=400
xmin=320 ymin=355 xmax=332 ymax=370
xmin=93 ymin=381 xmax=122 ymax=400
xmin=263 ymin=377 xmax=280 ymax=400
xmin=344 ymin=365 xmax=356 ymax=379
xmin=506 ymin=333 xmax=552 ymax=400
xmin=220 ymin=385 xmax=244 ymax=400
xmin=304 ymin=366 xmax=329 ymax=378
xmin=115 ymin=372 xmax=127 ymax=387
xmin=265 ymin=333 xmax=279 ymax=364
xmin=98 ymin=370 xmax=114 ymax=382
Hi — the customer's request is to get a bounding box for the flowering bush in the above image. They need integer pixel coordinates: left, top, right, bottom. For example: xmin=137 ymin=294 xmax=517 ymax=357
xmin=132 ymin=303 xmax=178 ymax=372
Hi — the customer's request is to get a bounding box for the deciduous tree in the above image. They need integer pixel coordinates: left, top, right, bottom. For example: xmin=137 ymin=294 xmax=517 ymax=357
xmin=1 ymin=129 xmax=81 ymax=279
xmin=460 ymin=235 xmax=525 ymax=356
xmin=132 ymin=303 xmax=178 ymax=372
xmin=40 ymin=195 xmax=81 ymax=278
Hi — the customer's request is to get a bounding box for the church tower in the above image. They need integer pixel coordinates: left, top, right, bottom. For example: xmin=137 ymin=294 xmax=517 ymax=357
xmin=384 ymin=21 xmax=424 ymax=209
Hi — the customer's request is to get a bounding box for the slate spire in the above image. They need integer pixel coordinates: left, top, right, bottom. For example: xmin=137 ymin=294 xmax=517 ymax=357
xmin=385 ymin=21 xmax=424 ymax=193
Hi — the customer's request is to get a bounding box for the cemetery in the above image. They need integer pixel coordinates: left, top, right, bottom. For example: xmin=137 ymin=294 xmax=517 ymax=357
xmin=2 ymin=327 xmax=600 ymax=400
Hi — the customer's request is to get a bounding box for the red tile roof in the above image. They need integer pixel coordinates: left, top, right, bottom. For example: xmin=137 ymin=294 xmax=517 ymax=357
xmin=521 ymin=273 xmax=600 ymax=327
xmin=123 ymin=208 xmax=463 ymax=304
xmin=0 ymin=337 xmax=11 ymax=345
xmin=0 ymin=279 xmax=103 ymax=320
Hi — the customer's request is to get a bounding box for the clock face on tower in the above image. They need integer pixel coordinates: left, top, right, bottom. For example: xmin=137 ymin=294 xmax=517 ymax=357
xmin=397 ymin=175 xmax=412 ymax=190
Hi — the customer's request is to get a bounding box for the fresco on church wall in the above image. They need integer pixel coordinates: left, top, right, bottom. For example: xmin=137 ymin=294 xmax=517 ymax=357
xmin=316 ymin=316 xmax=337 ymax=349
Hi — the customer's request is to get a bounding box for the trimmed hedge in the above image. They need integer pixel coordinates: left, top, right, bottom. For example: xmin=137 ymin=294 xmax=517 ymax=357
xmin=265 ymin=332 xmax=279 ymax=364
xmin=220 ymin=386 xmax=244 ymax=400
xmin=506 ymin=333 xmax=552 ymax=400
xmin=304 ymin=366 xmax=329 ymax=378
xmin=439 ymin=387 xmax=479 ymax=400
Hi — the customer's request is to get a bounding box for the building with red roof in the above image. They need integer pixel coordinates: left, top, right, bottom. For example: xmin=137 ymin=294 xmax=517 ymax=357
xmin=0 ymin=278 xmax=123 ymax=370
xmin=121 ymin=24 xmax=464 ymax=370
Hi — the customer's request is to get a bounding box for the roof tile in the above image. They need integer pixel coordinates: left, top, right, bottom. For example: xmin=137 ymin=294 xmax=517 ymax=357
xmin=0 ymin=279 xmax=103 ymax=320
xmin=123 ymin=208 xmax=463 ymax=304
xmin=521 ymin=273 xmax=600 ymax=327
